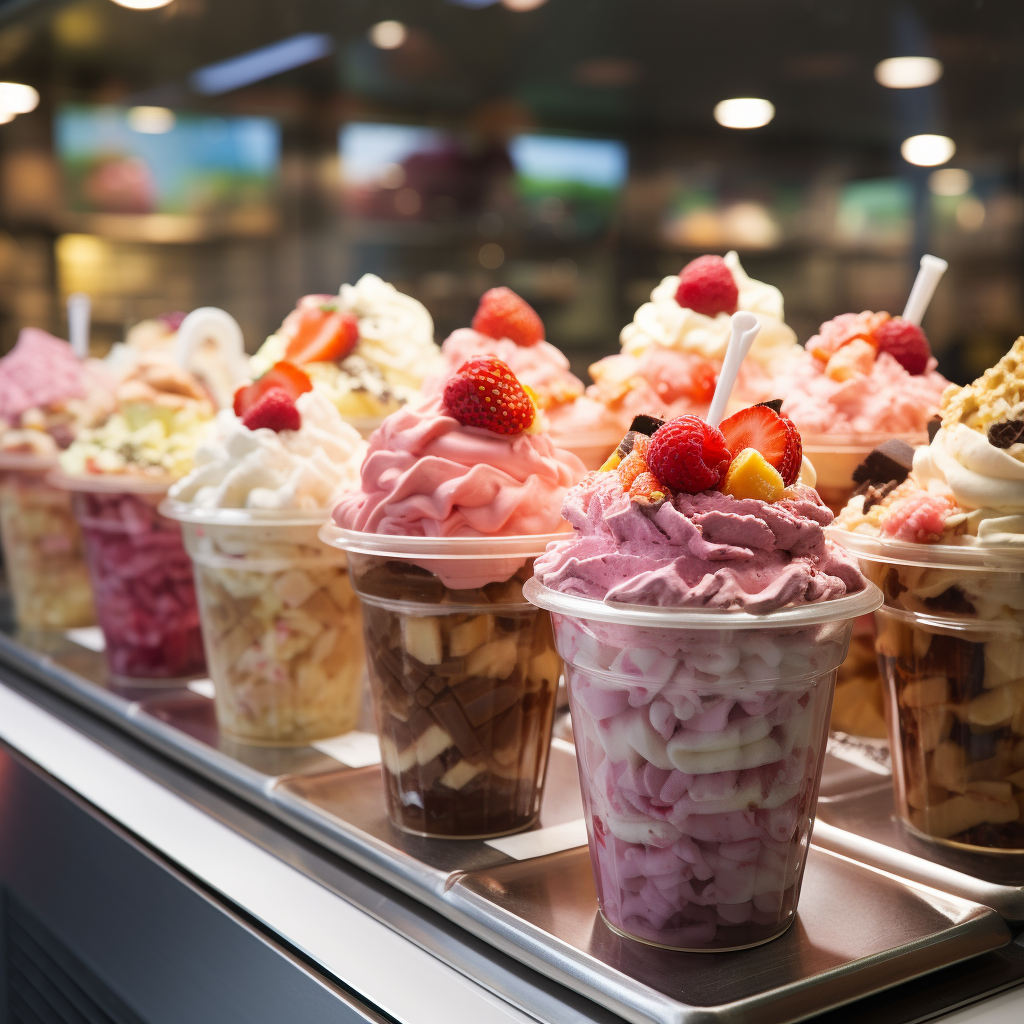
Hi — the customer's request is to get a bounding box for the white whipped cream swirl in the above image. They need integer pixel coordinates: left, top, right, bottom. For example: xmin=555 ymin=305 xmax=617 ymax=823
xmin=170 ymin=390 xmax=366 ymax=511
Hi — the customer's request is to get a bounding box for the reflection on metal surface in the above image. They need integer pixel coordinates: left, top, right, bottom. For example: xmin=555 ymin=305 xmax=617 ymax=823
xmin=0 ymin=625 xmax=1016 ymax=1024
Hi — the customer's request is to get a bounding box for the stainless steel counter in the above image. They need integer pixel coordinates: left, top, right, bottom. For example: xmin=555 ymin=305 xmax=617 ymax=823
xmin=0 ymin=625 xmax=1023 ymax=1023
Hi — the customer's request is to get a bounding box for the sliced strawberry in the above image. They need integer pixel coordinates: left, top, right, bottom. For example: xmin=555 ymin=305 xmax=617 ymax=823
xmin=283 ymin=306 xmax=359 ymax=365
xmin=718 ymin=405 xmax=802 ymax=484
xmin=233 ymin=361 xmax=312 ymax=418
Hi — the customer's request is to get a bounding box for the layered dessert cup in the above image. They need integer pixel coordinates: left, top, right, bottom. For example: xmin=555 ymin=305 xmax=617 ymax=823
xmin=833 ymin=337 xmax=1024 ymax=851
xmin=531 ymin=402 xmax=877 ymax=949
xmin=0 ymin=453 xmax=94 ymax=629
xmin=323 ymin=528 xmax=563 ymax=838
xmin=331 ymin=355 xmax=585 ymax=837
xmin=167 ymin=376 xmax=368 ymax=745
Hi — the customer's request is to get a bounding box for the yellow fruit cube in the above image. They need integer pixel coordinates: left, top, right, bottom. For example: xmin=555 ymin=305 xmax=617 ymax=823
xmin=722 ymin=448 xmax=786 ymax=503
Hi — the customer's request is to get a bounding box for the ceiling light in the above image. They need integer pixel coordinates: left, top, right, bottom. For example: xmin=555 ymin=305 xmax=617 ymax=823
xmin=901 ymin=134 xmax=955 ymax=167
xmin=713 ymin=97 xmax=775 ymax=130
xmin=928 ymin=168 xmax=973 ymax=197
xmin=874 ymin=56 xmax=943 ymax=89
xmin=501 ymin=0 xmax=549 ymax=10
xmin=110 ymin=0 xmax=174 ymax=9
xmin=191 ymin=33 xmax=333 ymax=95
xmin=0 ymin=82 xmax=38 ymax=115
xmin=127 ymin=105 xmax=175 ymax=134
xmin=0 ymin=112 xmax=15 ymax=125
xmin=369 ymin=21 xmax=407 ymax=50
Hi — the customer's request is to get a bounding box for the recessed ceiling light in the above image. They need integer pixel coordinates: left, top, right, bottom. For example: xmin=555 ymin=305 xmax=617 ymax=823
xmin=713 ymin=97 xmax=775 ymax=130
xmin=874 ymin=56 xmax=943 ymax=89
xmin=0 ymin=83 xmax=38 ymax=115
xmin=501 ymin=0 xmax=549 ymax=10
xmin=127 ymin=105 xmax=175 ymax=134
xmin=369 ymin=20 xmax=407 ymax=50
xmin=110 ymin=0 xmax=174 ymax=9
xmin=928 ymin=168 xmax=973 ymax=197
xmin=901 ymin=134 xmax=955 ymax=167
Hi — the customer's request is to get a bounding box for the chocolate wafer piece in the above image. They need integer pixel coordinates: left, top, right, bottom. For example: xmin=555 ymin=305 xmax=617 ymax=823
xmin=852 ymin=438 xmax=916 ymax=487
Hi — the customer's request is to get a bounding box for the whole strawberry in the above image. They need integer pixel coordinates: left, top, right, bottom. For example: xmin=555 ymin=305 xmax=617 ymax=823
xmin=242 ymin=386 xmax=301 ymax=432
xmin=647 ymin=414 xmax=732 ymax=493
xmin=674 ymin=255 xmax=739 ymax=318
xmin=443 ymin=356 xmax=536 ymax=435
xmin=873 ymin=318 xmax=931 ymax=375
xmin=472 ymin=287 xmax=544 ymax=346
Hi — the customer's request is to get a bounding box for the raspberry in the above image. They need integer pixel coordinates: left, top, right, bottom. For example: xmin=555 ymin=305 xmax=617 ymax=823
xmin=233 ymin=361 xmax=312 ymax=417
xmin=647 ymin=415 xmax=732 ymax=493
xmin=629 ymin=471 xmax=669 ymax=504
xmin=443 ymin=356 xmax=536 ymax=435
xmin=880 ymin=493 xmax=951 ymax=543
xmin=674 ymin=255 xmax=739 ymax=318
xmin=471 ymin=287 xmax=544 ymax=347
xmin=241 ymin=386 xmax=301 ymax=432
xmin=718 ymin=405 xmax=802 ymax=486
xmin=874 ymin=318 xmax=931 ymax=376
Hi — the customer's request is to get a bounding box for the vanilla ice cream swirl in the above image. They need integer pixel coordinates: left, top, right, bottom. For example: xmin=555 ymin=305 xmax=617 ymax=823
xmin=619 ymin=251 xmax=798 ymax=366
xmin=914 ymin=425 xmax=1024 ymax=542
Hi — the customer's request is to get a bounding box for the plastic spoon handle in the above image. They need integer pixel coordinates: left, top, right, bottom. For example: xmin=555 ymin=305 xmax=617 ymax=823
xmin=706 ymin=311 xmax=761 ymax=428
xmin=902 ymin=254 xmax=948 ymax=326
xmin=67 ymin=292 xmax=90 ymax=360
xmin=175 ymin=307 xmax=250 ymax=386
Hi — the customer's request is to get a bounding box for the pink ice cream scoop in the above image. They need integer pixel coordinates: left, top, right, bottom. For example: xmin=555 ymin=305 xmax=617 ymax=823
xmin=0 ymin=328 xmax=90 ymax=423
xmin=536 ymin=471 xmax=864 ymax=612
xmin=334 ymin=393 xmax=585 ymax=538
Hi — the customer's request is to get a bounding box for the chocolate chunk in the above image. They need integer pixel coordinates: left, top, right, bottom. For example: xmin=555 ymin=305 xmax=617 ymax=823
xmin=987 ymin=419 xmax=1024 ymax=449
xmin=852 ymin=439 xmax=916 ymax=487
xmin=629 ymin=413 xmax=665 ymax=436
xmin=460 ymin=680 xmax=521 ymax=728
xmin=854 ymin=479 xmax=897 ymax=512
xmin=923 ymin=586 xmax=976 ymax=616
xmin=429 ymin=692 xmax=482 ymax=757
xmin=927 ymin=415 xmax=942 ymax=443
xmin=756 ymin=399 xmax=783 ymax=414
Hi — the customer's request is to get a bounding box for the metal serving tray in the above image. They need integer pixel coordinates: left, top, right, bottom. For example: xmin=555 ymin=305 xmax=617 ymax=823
xmin=815 ymin=753 xmax=1024 ymax=926
xmin=0 ymin=626 xmax=1015 ymax=1024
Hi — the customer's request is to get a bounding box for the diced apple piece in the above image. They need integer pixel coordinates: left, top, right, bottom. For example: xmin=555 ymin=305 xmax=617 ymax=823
xmin=274 ymin=569 xmax=319 ymax=608
xmin=415 ymin=724 xmax=453 ymax=765
xmin=964 ymin=682 xmax=1024 ymax=727
xmin=449 ymin=615 xmax=493 ymax=657
xmin=930 ymin=741 xmax=967 ymax=793
xmin=402 ymin=616 xmax=443 ymax=665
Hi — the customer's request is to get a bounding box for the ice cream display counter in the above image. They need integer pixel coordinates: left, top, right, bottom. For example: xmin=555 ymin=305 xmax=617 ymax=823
xmin=1 ymin=617 xmax=1023 ymax=1024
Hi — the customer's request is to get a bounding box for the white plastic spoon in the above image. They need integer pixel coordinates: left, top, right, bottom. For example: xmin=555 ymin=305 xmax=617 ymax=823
xmin=174 ymin=306 xmax=250 ymax=400
xmin=902 ymin=254 xmax=948 ymax=326
xmin=67 ymin=292 xmax=90 ymax=360
xmin=706 ymin=311 xmax=761 ymax=428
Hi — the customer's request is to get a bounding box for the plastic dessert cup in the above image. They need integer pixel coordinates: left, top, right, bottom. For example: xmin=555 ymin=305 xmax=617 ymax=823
xmin=833 ymin=531 xmax=1024 ymax=854
xmin=525 ymin=578 xmax=882 ymax=951
xmin=165 ymin=503 xmax=364 ymax=746
xmin=553 ymin=430 xmax=625 ymax=472
xmin=321 ymin=526 xmax=564 ymax=839
xmin=56 ymin=475 xmax=206 ymax=683
xmin=0 ymin=454 xmax=95 ymax=629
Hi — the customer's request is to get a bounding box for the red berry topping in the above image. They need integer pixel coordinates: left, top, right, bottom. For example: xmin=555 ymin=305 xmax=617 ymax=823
xmin=472 ymin=287 xmax=545 ymax=346
xmin=718 ymin=405 xmax=803 ymax=485
xmin=873 ymin=318 xmax=931 ymax=376
xmin=241 ymin=386 xmax=301 ymax=432
xmin=284 ymin=302 xmax=359 ymax=365
xmin=629 ymin=471 xmax=669 ymax=504
xmin=617 ymin=449 xmax=649 ymax=491
xmin=233 ymin=361 xmax=312 ymax=417
xmin=674 ymin=255 xmax=739 ymax=318
xmin=647 ymin=414 xmax=732 ymax=493
xmin=880 ymin=493 xmax=950 ymax=543
xmin=443 ymin=356 xmax=536 ymax=435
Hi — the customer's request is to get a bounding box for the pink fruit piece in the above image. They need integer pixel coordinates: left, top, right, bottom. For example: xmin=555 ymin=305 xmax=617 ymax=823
xmin=880 ymin=492 xmax=952 ymax=543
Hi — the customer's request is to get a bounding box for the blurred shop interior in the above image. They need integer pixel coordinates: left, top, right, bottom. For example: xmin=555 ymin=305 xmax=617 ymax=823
xmin=0 ymin=0 xmax=1021 ymax=383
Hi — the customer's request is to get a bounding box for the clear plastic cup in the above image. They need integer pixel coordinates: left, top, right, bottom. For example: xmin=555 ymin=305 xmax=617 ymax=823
xmin=0 ymin=454 xmax=95 ymax=629
xmin=53 ymin=474 xmax=206 ymax=682
xmin=321 ymin=525 xmax=565 ymax=839
xmin=553 ymin=429 xmax=624 ymax=472
xmin=803 ymin=431 xmax=927 ymax=738
xmin=164 ymin=502 xmax=365 ymax=746
xmin=832 ymin=530 xmax=1024 ymax=854
xmin=525 ymin=578 xmax=881 ymax=951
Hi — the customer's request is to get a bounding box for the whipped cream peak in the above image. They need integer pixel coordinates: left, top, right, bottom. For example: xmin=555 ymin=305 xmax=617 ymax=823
xmin=170 ymin=389 xmax=365 ymax=511
xmin=620 ymin=251 xmax=798 ymax=366
xmin=537 ymin=471 xmax=863 ymax=612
